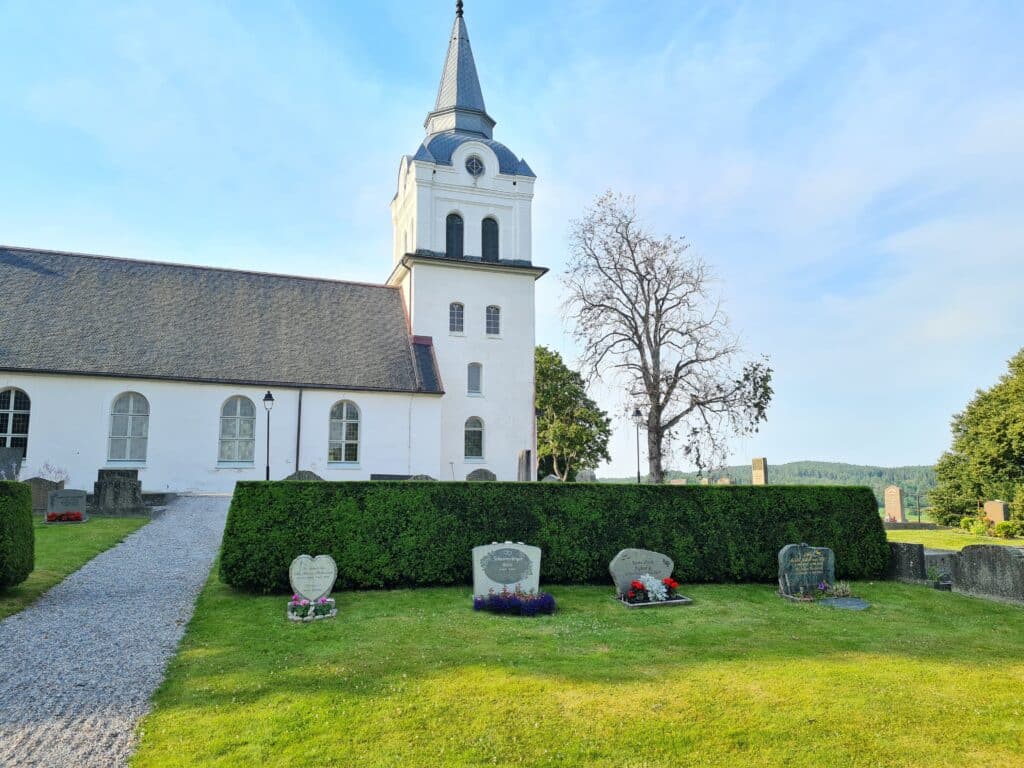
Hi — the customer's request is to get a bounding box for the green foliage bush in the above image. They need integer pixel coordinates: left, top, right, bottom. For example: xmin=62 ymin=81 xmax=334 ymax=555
xmin=993 ymin=521 xmax=1017 ymax=538
xmin=970 ymin=519 xmax=991 ymax=537
xmin=220 ymin=482 xmax=889 ymax=593
xmin=960 ymin=516 xmax=976 ymax=530
xmin=0 ymin=481 xmax=34 ymax=588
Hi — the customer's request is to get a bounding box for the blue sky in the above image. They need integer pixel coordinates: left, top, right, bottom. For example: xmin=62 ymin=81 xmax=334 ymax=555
xmin=2 ymin=1 xmax=1022 ymax=476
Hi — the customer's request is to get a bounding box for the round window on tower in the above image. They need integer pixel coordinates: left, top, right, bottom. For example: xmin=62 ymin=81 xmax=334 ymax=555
xmin=465 ymin=155 xmax=485 ymax=178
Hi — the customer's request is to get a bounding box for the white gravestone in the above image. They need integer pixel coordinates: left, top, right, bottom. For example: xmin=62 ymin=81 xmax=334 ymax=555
xmin=289 ymin=554 xmax=338 ymax=601
xmin=472 ymin=542 xmax=541 ymax=596
xmin=609 ymin=548 xmax=674 ymax=596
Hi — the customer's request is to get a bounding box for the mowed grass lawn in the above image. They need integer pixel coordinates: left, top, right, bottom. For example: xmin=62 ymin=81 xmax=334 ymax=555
xmin=0 ymin=515 xmax=149 ymax=620
xmin=888 ymin=527 xmax=1024 ymax=551
xmin=134 ymin=571 xmax=1024 ymax=768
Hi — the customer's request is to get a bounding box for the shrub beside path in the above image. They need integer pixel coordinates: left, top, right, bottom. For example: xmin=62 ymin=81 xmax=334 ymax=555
xmin=0 ymin=495 xmax=229 ymax=768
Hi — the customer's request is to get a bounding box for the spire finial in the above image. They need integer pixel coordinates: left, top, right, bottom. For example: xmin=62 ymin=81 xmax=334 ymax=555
xmin=456 ymin=0 xmax=464 ymax=18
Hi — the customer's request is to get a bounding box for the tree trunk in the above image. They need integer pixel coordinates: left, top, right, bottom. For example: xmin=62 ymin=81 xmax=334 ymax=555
xmin=646 ymin=414 xmax=664 ymax=484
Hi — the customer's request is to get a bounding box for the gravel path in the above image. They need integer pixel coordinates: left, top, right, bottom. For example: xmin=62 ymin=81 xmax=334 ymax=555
xmin=0 ymin=495 xmax=229 ymax=768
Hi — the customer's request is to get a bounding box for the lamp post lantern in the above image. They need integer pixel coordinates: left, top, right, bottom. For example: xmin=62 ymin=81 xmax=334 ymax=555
xmin=632 ymin=407 xmax=643 ymax=484
xmin=263 ymin=390 xmax=275 ymax=481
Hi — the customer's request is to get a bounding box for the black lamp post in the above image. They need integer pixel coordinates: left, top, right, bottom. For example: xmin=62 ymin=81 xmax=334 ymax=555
xmin=263 ymin=390 xmax=275 ymax=481
xmin=632 ymin=407 xmax=643 ymax=484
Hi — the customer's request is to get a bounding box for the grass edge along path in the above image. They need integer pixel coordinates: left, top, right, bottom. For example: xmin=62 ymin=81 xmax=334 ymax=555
xmin=0 ymin=516 xmax=150 ymax=620
xmin=134 ymin=569 xmax=1024 ymax=768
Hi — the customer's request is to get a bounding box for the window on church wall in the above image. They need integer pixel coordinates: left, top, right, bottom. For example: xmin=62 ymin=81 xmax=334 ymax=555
xmin=446 ymin=213 xmax=464 ymax=259
xmin=464 ymin=417 xmax=484 ymax=459
xmin=449 ymin=302 xmax=464 ymax=333
xmin=219 ymin=396 xmax=256 ymax=463
xmin=329 ymin=400 xmax=360 ymax=463
xmin=109 ymin=392 xmax=149 ymax=462
xmin=486 ymin=305 xmax=501 ymax=336
xmin=482 ymin=217 xmax=499 ymax=262
xmin=467 ymin=363 xmax=482 ymax=395
xmin=0 ymin=388 xmax=30 ymax=457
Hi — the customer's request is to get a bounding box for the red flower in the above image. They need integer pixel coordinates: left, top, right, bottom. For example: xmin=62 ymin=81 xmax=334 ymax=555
xmin=627 ymin=590 xmax=636 ymax=599
xmin=630 ymin=580 xmax=644 ymax=590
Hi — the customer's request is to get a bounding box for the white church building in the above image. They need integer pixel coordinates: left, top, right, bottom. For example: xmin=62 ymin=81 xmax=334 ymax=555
xmin=0 ymin=3 xmax=545 ymax=492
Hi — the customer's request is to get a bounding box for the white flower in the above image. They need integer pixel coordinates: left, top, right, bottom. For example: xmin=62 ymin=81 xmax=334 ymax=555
xmin=639 ymin=574 xmax=668 ymax=602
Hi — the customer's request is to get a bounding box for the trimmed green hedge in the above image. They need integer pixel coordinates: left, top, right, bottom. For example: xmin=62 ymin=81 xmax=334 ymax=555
xmin=220 ymin=481 xmax=888 ymax=593
xmin=0 ymin=481 xmax=33 ymax=588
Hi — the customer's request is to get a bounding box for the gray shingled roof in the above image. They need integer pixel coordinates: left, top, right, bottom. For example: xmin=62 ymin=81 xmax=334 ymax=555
xmin=0 ymin=246 xmax=443 ymax=394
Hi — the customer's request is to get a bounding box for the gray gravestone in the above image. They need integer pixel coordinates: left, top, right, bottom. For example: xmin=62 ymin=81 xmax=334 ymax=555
xmin=26 ymin=477 xmax=62 ymax=513
xmin=887 ymin=542 xmax=926 ymax=581
xmin=48 ymin=489 xmax=88 ymax=521
xmin=541 ymin=474 xmax=561 ymax=482
xmin=956 ymin=545 xmax=1024 ymax=604
xmin=0 ymin=448 xmax=23 ymax=481
xmin=284 ymin=470 xmax=325 ymax=481
xmin=472 ymin=542 xmax=541 ymax=596
xmin=288 ymin=554 xmax=338 ymax=601
xmin=576 ymin=469 xmax=597 ymax=483
xmin=609 ymin=548 xmax=675 ymax=596
xmin=407 ymin=474 xmax=436 ymax=481
xmin=466 ymin=468 xmax=496 ymax=482
xmin=778 ymin=543 xmax=835 ymax=597
xmin=93 ymin=470 xmax=144 ymax=514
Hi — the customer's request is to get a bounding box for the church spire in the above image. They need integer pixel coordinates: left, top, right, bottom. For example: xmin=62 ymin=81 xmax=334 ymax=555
xmin=424 ymin=1 xmax=496 ymax=139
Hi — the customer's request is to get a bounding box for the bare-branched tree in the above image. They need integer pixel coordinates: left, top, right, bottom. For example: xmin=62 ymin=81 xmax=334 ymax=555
xmin=563 ymin=191 xmax=773 ymax=483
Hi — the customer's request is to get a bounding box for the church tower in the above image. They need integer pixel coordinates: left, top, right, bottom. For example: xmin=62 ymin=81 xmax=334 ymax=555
xmin=388 ymin=0 xmax=546 ymax=480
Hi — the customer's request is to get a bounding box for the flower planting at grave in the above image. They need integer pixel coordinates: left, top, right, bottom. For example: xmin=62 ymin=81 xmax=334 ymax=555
xmin=623 ymin=575 xmax=681 ymax=604
xmin=787 ymin=580 xmax=856 ymax=602
xmin=45 ymin=511 xmax=84 ymax=523
xmin=473 ymin=587 xmax=556 ymax=616
xmin=286 ymin=594 xmax=337 ymax=622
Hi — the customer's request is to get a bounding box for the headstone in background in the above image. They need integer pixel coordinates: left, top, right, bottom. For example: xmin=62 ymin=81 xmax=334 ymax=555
xmin=887 ymin=542 xmax=926 ymax=581
xmin=669 ymin=478 xmax=687 ymax=485
xmin=466 ymin=468 xmax=497 ymax=481
xmin=472 ymin=542 xmax=541 ymax=596
xmin=576 ymin=469 xmax=597 ymax=483
xmin=0 ymin=448 xmax=23 ymax=481
xmin=541 ymin=474 xmax=561 ymax=482
xmin=406 ymin=474 xmax=436 ymax=481
xmin=93 ymin=469 xmax=144 ymax=514
xmin=884 ymin=485 xmax=906 ymax=523
xmin=289 ymin=554 xmax=338 ymax=601
xmin=716 ymin=477 xmax=732 ymax=485
xmin=284 ymin=470 xmax=325 ymax=481
xmin=516 ymin=449 xmax=532 ymax=482
xmin=983 ymin=500 xmax=1010 ymax=524
xmin=778 ymin=543 xmax=836 ymax=597
xmin=26 ymin=477 xmax=63 ymax=513
xmin=752 ymin=457 xmax=768 ymax=486
xmin=47 ymin=489 xmax=88 ymax=521
xmin=608 ymin=548 xmax=674 ymax=596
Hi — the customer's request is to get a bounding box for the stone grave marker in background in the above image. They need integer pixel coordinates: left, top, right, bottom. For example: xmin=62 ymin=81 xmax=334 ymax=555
xmin=716 ymin=477 xmax=732 ymax=485
xmin=466 ymin=468 xmax=497 ymax=482
xmin=541 ymin=474 xmax=561 ymax=482
xmin=284 ymin=470 xmax=325 ymax=481
xmin=0 ymin=448 xmax=23 ymax=481
xmin=609 ymin=548 xmax=674 ymax=596
xmin=778 ymin=543 xmax=835 ymax=598
xmin=47 ymin=489 xmax=88 ymax=522
xmin=289 ymin=554 xmax=338 ymax=601
xmin=751 ymin=457 xmax=768 ymax=486
xmin=472 ymin=542 xmax=541 ymax=596
xmin=93 ymin=469 xmax=145 ymax=514
xmin=884 ymin=485 xmax=906 ymax=523
xmin=576 ymin=469 xmax=597 ymax=483
xmin=983 ymin=500 xmax=1010 ymax=524
xmin=26 ymin=477 xmax=63 ymax=513
xmin=516 ymin=449 xmax=532 ymax=482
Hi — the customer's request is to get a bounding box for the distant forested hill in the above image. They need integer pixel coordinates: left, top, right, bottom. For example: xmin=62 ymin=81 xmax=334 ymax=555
xmin=602 ymin=461 xmax=936 ymax=506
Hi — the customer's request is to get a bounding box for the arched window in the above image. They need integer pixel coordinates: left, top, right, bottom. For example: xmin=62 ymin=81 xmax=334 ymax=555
xmin=482 ymin=217 xmax=499 ymax=262
xmin=464 ymin=416 xmax=484 ymax=459
xmin=219 ymin=396 xmax=256 ymax=462
xmin=329 ymin=400 xmax=360 ymax=463
xmin=0 ymin=388 xmax=30 ymax=458
xmin=449 ymin=302 xmax=464 ymax=333
xmin=467 ymin=363 xmax=483 ymax=395
xmin=109 ymin=392 xmax=149 ymax=462
xmin=446 ymin=213 xmax=464 ymax=259
xmin=486 ymin=305 xmax=501 ymax=336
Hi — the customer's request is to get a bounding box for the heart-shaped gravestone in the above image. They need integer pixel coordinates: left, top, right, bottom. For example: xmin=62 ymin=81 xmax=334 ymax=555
xmin=289 ymin=554 xmax=338 ymax=601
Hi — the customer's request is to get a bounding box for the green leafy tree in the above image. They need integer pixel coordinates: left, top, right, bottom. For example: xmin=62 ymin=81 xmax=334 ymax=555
xmin=931 ymin=348 xmax=1024 ymax=524
xmin=535 ymin=346 xmax=611 ymax=481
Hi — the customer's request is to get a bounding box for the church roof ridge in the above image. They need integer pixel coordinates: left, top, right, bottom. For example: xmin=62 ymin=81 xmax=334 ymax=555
xmin=0 ymin=243 xmax=397 ymax=293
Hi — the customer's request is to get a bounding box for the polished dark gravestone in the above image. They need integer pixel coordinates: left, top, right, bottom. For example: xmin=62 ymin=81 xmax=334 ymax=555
xmin=0 ymin=448 xmax=23 ymax=481
xmin=466 ymin=468 xmax=497 ymax=482
xmin=778 ymin=543 xmax=835 ymax=598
